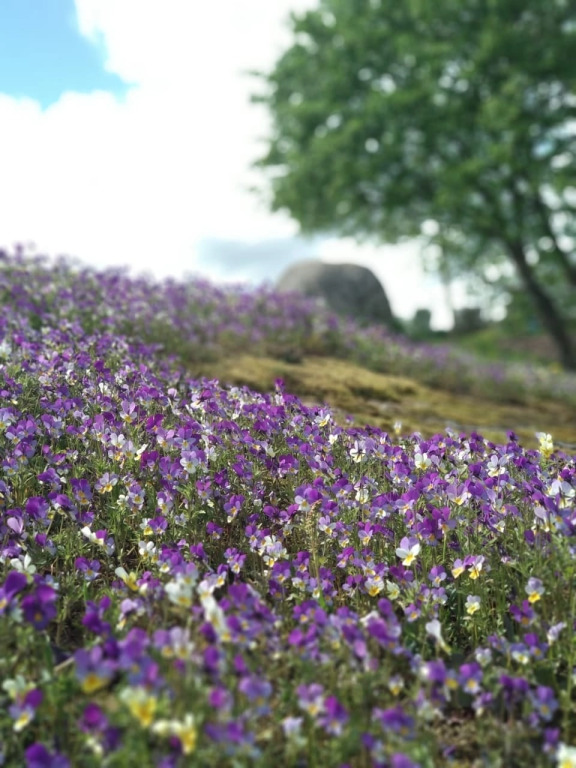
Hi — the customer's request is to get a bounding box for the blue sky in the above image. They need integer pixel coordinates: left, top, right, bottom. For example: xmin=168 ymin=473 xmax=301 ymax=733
xmin=0 ymin=0 xmax=129 ymax=108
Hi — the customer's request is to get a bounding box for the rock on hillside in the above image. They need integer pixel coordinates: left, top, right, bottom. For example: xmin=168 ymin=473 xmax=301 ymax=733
xmin=277 ymin=260 xmax=395 ymax=328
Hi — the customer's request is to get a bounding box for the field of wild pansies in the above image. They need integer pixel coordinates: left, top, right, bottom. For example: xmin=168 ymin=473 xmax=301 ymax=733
xmin=1 ymin=248 xmax=576 ymax=768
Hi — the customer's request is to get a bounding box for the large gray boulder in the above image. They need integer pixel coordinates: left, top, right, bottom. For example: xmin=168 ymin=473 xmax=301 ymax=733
xmin=277 ymin=260 xmax=395 ymax=327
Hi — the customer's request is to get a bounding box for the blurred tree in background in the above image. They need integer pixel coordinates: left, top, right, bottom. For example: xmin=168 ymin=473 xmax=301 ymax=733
xmin=252 ymin=0 xmax=576 ymax=369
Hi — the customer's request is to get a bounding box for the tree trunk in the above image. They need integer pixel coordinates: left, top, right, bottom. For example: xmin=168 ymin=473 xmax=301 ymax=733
xmin=533 ymin=190 xmax=576 ymax=287
xmin=506 ymin=238 xmax=576 ymax=370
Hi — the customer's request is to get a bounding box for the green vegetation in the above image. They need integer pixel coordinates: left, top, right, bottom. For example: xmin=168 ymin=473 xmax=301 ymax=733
xmin=252 ymin=0 xmax=576 ymax=369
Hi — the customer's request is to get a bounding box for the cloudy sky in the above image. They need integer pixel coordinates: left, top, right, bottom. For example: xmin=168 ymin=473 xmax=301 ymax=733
xmin=0 ymin=0 xmax=461 ymax=327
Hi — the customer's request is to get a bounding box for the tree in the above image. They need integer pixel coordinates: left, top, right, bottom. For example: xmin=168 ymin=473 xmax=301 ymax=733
xmin=251 ymin=0 xmax=576 ymax=368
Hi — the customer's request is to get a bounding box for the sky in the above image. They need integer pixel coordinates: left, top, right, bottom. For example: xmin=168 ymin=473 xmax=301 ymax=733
xmin=0 ymin=0 xmax=464 ymax=328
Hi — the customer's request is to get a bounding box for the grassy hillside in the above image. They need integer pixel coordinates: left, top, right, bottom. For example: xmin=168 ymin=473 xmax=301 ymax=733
xmin=0 ymin=249 xmax=575 ymax=767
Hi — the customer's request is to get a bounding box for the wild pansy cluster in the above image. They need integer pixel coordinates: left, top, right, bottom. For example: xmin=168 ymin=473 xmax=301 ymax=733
xmin=0 ymin=250 xmax=575 ymax=767
xmin=0 ymin=246 xmax=573 ymax=408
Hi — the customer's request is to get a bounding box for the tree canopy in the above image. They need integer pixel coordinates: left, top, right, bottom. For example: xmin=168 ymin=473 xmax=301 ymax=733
xmin=252 ymin=0 xmax=576 ymax=368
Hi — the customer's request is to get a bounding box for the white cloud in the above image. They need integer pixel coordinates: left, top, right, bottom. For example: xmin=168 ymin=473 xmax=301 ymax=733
xmin=0 ymin=0 xmax=457 ymax=327
xmin=0 ymin=1 xmax=315 ymax=273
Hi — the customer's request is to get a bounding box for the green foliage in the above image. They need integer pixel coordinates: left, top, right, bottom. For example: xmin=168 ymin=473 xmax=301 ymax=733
xmin=252 ymin=0 xmax=576 ymax=367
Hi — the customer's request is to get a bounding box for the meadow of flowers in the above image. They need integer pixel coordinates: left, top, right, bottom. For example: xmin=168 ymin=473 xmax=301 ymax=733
xmin=0 ymin=248 xmax=576 ymax=767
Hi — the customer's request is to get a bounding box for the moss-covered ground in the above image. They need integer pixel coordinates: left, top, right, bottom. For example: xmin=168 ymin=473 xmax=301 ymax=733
xmin=197 ymin=353 xmax=576 ymax=450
